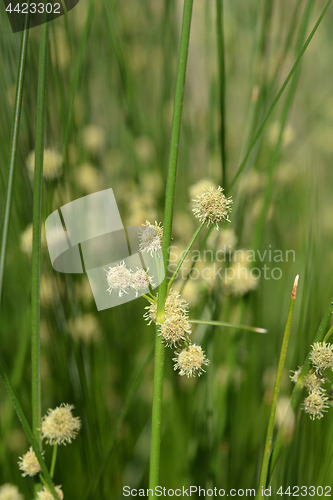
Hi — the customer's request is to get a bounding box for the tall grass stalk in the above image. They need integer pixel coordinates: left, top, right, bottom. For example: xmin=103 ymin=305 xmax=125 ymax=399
xmin=252 ymin=0 xmax=314 ymax=252
xmin=257 ymin=276 xmax=299 ymax=498
xmin=227 ymin=0 xmax=332 ymax=194
xmin=268 ymin=298 xmax=333 ymax=480
xmin=0 ymin=15 xmax=29 ymax=305
xmin=216 ymin=0 xmax=226 ymax=188
xmin=31 ymin=20 xmax=49 ymax=455
xmin=148 ymin=0 xmax=194 ymax=493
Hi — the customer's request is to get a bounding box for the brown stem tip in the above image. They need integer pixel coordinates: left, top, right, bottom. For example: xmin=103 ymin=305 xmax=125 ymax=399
xmin=291 ymin=275 xmax=299 ymax=300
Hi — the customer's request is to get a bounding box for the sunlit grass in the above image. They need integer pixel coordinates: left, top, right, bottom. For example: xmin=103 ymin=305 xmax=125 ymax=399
xmin=1 ymin=0 xmax=333 ymax=497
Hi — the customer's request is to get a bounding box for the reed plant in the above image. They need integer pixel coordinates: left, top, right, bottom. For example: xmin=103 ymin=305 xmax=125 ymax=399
xmin=1 ymin=0 xmax=333 ymax=498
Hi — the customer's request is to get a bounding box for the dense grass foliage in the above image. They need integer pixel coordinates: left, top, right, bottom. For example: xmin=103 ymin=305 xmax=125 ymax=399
xmin=1 ymin=0 xmax=333 ymax=498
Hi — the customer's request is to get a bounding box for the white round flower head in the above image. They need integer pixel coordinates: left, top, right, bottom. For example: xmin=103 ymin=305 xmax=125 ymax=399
xmin=144 ymin=289 xmax=189 ymax=325
xmin=139 ymin=221 xmax=163 ymax=256
xmin=192 ymin=186 xmax=232 ymax=229
xmin=26 ymin=149 xmax=63 ymax=180
xmin=82 ymin=124 xmax=106 ymax=154
xmin=303 ymin=372 xmax=325 ymax=392
xmin=309 ymin=342 xmax=333 ymax=373
xmin=41 ymin=403 xmax=81 ymax=445
xmin=37 ymin=486 xmax=63 ymax=500
xmin=173 ymin=344 xmax=210 ymax=377
xmin=106 ymin=261 xmax=133 ymax=297
xmin=159 ymin=316 xmax=191 ymax=347
xmin=0 ymin=484 xmax=23 ymax=500
xmin=131 ymin=268 xmax=154 ymax=297
xmin=302 ymin=390 xmax=329 ymax=420
xmin=18 ymin=446 xmax=41 ymax=477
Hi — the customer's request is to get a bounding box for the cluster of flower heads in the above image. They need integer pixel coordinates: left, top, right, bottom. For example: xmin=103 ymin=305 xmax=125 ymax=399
xmin=145 ymin=289 xmax=209 ymax=377
xmin=192 ymin=186 xmax=232 ymax=229
xmin=106 ymin=262 xmax=154 ymax=297
xmin=291 ymin=342 xmax=333 ymax=420
xmin=16 ymin=404 xmax=81 ymax=498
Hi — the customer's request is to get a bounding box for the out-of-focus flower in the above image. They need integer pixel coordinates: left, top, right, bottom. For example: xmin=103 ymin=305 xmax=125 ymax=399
xmin=82 ymin=124 xmax=106 ymax=154
xmin=68 ymin=314 xmax=101 ymax=344
xmin=26 ymin=149 xmax=63 ymax=181
xmin=134 ymin=136 xmax=156 ymax=162
xmin=76 ymin=163 xmax=102 ymax=194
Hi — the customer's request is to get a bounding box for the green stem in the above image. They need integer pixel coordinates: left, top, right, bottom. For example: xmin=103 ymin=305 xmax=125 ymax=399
xmin=0 ymin=15 xmax=29 ymax=306
xmin=323 ymin=324 xmax=333 ymax=343
xmin=148 ymin=0 xmax=193 ymax=494
xmin=167 ymin=221 xmax=205 ymax=293
xmin=179 ymin=225 xmax=214 ymax=295
xmin=257 ymin=275 xmax=299 ymax=499
xmin=216 ymin=0 xmax=226 ymax=188
xmin=189 ymin=319 xmax=267 ymax=334
xmin=227 ymin=0 xmax=332 ymax=194
xmin=31 ymin=21 xmax=49 ymax=450
xmin=50 ymin=444 xmax=58 ymax=479
xmin=0 ymin=359 xmax=59 ymax=500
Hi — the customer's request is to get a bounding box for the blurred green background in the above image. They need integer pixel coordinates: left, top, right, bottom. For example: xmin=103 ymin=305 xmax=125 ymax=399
xmin=1 ymin=0 xmax=333 ymax=497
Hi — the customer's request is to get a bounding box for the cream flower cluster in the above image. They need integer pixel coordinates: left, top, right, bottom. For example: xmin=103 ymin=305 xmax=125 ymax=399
xmin=16 ymin=404 xmax=81 ymax=499
xmin=145 ymin=289 xmax=209 ymax=377
xmin=106 ymin=262 xmax=154 ymax=297
xmin=291 ymin=342 xmax=333 ymax=420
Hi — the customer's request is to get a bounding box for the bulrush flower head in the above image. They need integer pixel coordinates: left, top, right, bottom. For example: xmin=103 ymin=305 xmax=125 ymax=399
xmin=131 ymin=268 xmax=154 ymax=297
xmin=173 ymin=344 xmax=209 ymax=377
xmin=302 ymin=390 xmax=329 ymax=420
xmin=26 ymin=149 xmax=63 ymax=181
xmin=37 ymin=486 xmax=63 ymax=500
xmin=41 ymin=403 xmax=81 ymax=445
xmin=0 ymin=484 xmax=23 ymax=500
xmin=309 ymin=342 xmax=333 ymax=373
xmin=192 ymin=186 xmax=232 ymax=229
xmin=18 ymin=446 xmax=41 ymax=477
xmin=159 ymin=316 xmax=191 ymax=347
xmin=106 ymin=261 xmax=133 ymax=297
xmin=303 ymin=372 xmax=325 ymax=392
xmin=144 ymin=289 xmax=189 ymax=325
xmin=139 ymin=221 xmax=163 ymax=256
